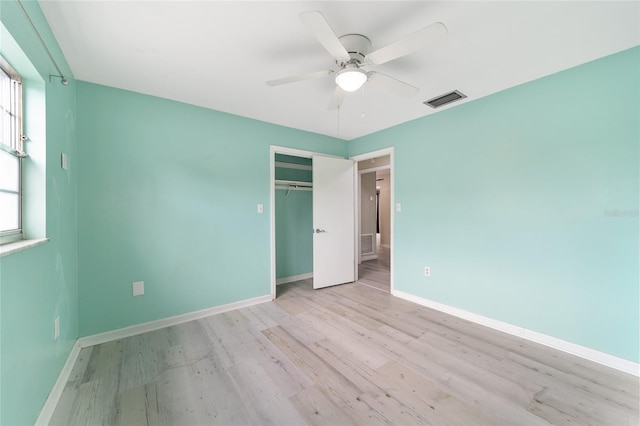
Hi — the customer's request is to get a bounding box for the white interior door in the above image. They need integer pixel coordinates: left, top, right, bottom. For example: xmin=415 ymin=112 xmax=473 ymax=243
xmin=312 ymin=156 xmax=355 ymax=289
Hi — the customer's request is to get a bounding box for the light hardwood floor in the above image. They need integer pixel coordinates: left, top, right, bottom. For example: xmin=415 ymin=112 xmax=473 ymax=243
xmin=358 ymin=245 xmax=390 ymax=293
xmin=51 ymin=280 xmax=639 ymax=425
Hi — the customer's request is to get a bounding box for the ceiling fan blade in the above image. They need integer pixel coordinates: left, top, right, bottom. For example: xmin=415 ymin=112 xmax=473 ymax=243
xmin=327 ymin=86 xmax=345 ymax=110
xmin=266 ymin=69 xmax=334 ymax=86
xmin=365 ymin=22 xmax=447 ymax=66
xmin=299 ymin=11 xmax=350 ymax=63
xmin=368 ymin=72 xmax=419 ymax=97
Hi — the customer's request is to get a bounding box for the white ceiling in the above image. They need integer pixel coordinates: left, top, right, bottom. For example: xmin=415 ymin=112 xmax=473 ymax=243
xmin=39 ymin=1 xmax=639 ymax=141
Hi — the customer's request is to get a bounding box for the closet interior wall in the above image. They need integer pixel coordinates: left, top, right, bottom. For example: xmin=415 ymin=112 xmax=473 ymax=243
xmin=274 ymin=155 xmax=313 ymax=283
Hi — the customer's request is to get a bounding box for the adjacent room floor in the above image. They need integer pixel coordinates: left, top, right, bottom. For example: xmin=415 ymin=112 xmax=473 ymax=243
xmin=50 ymin=279 xmax=638 ymax=425
xmin=357 ymin=245 xmax=390 ymax=293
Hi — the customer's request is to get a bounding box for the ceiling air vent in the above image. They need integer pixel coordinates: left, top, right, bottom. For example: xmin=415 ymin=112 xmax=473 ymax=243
xmin=424 ymin=90 xmax=467 ymax=108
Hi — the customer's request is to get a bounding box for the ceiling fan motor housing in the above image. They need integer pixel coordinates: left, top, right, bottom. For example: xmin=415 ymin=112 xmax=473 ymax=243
xmin=337 ymin=34 xmax=371 ymax=65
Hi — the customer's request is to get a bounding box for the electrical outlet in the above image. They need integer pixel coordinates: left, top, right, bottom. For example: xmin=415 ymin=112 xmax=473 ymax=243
xmin=54 ymin=316 xmax=60 ymax=339
xmin=61 ymin=153 xmax=68 ymax=170
xmin=133 ymin=281 xmax=144 ymax=296
xmin=424 ymin=266 xmax=431 ymax=277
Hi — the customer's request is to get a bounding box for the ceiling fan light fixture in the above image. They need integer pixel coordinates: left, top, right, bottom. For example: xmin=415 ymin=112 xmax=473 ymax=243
xmin=335 ymin=67 xmax=367 ymax=92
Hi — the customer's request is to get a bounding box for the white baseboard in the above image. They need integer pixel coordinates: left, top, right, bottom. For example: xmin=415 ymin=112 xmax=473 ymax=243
xmin=276 ymin=273 xmax=313 ymax=285
xmin=35 ymin=341 xmax=82 ymax=426
xmin=78 ymin=294 xmax=273 ymax=348
xmin=361 ymin=254 xmax=378 ymax=261
xmin=392 ymin=289 xmax=639 ymax=377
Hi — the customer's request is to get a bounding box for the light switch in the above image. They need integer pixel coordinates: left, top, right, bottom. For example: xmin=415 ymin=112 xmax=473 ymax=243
xmin=257 ymin=204 xmax=264 ymax=214
xmin=396 ymin=203 xmax=402 ymax=212
xmin=61 ymin=153 xmax=68 ymax=170
xmin=54 ymin=316 xmax=60 ymax=339
xmin=133 ymin=281 xmax=144 ymax=296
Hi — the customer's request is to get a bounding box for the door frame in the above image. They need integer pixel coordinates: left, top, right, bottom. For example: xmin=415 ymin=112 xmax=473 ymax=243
xmin=269 ymin=145 xmax=344 ymax=299
xmin=350 ymin=147 xmax=395 ymax=293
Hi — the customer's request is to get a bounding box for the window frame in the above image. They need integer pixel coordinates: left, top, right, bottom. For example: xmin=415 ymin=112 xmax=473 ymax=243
xmin=0 ymin=55 xmax=25 ymax=245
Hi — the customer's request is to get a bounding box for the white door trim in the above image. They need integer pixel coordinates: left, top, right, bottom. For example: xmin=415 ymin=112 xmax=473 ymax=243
xmin=350 ymin=147 xmax=394 ymax=293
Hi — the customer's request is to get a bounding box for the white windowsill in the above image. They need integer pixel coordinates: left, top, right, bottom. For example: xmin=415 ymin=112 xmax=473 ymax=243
xmin=0 ymin=238 xmax=49 ymax=257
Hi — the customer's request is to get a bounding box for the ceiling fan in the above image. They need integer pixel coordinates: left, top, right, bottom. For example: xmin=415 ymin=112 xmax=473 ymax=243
xmin=266 ymin=11 xmax=447 ymax=108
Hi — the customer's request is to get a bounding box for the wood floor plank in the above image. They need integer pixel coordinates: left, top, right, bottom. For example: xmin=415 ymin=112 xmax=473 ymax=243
xmin=261 ymin=325 xmax=362 ymax=400
xmin=226 ymin=358 xmax=309 ymax=425
xmin=411 ymin=336 xmax=544 ymax=410
xmin=218 ymin=317 xmax=313 ymax=397
xmin=56 ymin=341 xmax=124 ymax=424
xmin=51 ymin=279 xmax=639 ymax=425
xmin=309 ymin=339 xmax=448 ymax=425
xmin=49 ymin=347 xmax=94 ymax=426
xmin=117 ymin=384 xmax=152 ymax=426
xmin=240 ymin=304 xmax=279 ymax=331
xmin=299 ymin=314 xmax=391 ymax=370
xmin=289 ymin=385 xmax=360 ymax=426
xmin=320 ymin=287 xmax=428 ymax=338
xmin=154 ymin=359 xmax=202 ymax=425
xmin=506 ymin=351 xmax=640 ymax=422
xmin=375 ymin=360 xmax=502 ymax=425
xmin=529 ymin=386 xmax=638 ymax=425
xmin=254 ymin=300 xmax=325 ymax=345
xmin=261 ymin=325 xmax=388 ymax=423
xmin=309 ymin=311 xmax=552 ymax=424
xmin=69 ymin=378 xmax=117 ymax=425
xmin=180 ymin=349 xmax=253 ymax=425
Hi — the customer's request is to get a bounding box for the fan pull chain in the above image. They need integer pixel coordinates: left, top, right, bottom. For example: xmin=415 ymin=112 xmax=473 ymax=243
xmin=337 ymin=104 xmax=341 ymax=139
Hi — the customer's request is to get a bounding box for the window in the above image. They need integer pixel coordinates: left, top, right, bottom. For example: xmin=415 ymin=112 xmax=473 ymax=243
xmin=0 ymin=55 xmax=24 ymax=245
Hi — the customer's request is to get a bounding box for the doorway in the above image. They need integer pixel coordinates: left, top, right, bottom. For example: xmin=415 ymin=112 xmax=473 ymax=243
xmin=352 ymin=148 xmax=394 ymax=293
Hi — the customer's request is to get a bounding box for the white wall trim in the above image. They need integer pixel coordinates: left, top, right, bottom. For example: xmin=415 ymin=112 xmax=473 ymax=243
xmin=358 ymin=165 xmax=390 ymax=175
xmin=392 ymin=289 xmax=640 ymax=377
xmin=361 ymin=254 xmax=378 ymax=261
xmin=35 ymin=341 xmax=82 ymax=426
xmin=276 ymin=273 xmax=313 ymax=285
xmin=78 ymin=294 xmax=272 ymax=348
xmin=350 ymin=147 xmax=394 ymax=163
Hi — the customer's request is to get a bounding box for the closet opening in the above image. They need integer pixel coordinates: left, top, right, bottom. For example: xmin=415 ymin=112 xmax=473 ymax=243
xmin=274 ymin=153 xmax=313 ymax=298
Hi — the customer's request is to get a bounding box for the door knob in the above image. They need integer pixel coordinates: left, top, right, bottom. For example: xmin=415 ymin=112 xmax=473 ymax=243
xmin=315 ymin=228 xmax=326 ymax=233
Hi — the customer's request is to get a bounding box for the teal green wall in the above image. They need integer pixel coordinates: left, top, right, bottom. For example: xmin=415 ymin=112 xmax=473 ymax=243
xmin=348 ymin=47 xmax=640 ymax=363
xmin=76 ymin=82 xmax=344 ymax=336
xmin=0 ymin=1 xmax=78 ymax=425
xmin=276 ymin=190 xmax=313 ymax=279
xmin=0 ymin=4 xmax=636 ymax=423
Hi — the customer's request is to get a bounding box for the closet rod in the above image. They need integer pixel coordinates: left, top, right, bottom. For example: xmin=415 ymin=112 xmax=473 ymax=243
xmin=275 ymin=184 xmax=312 ymax=192
xmin=275 ymin=179 xmax=312 ymax=188
xmin=16 ymin=0 xmax=69 ymax=85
